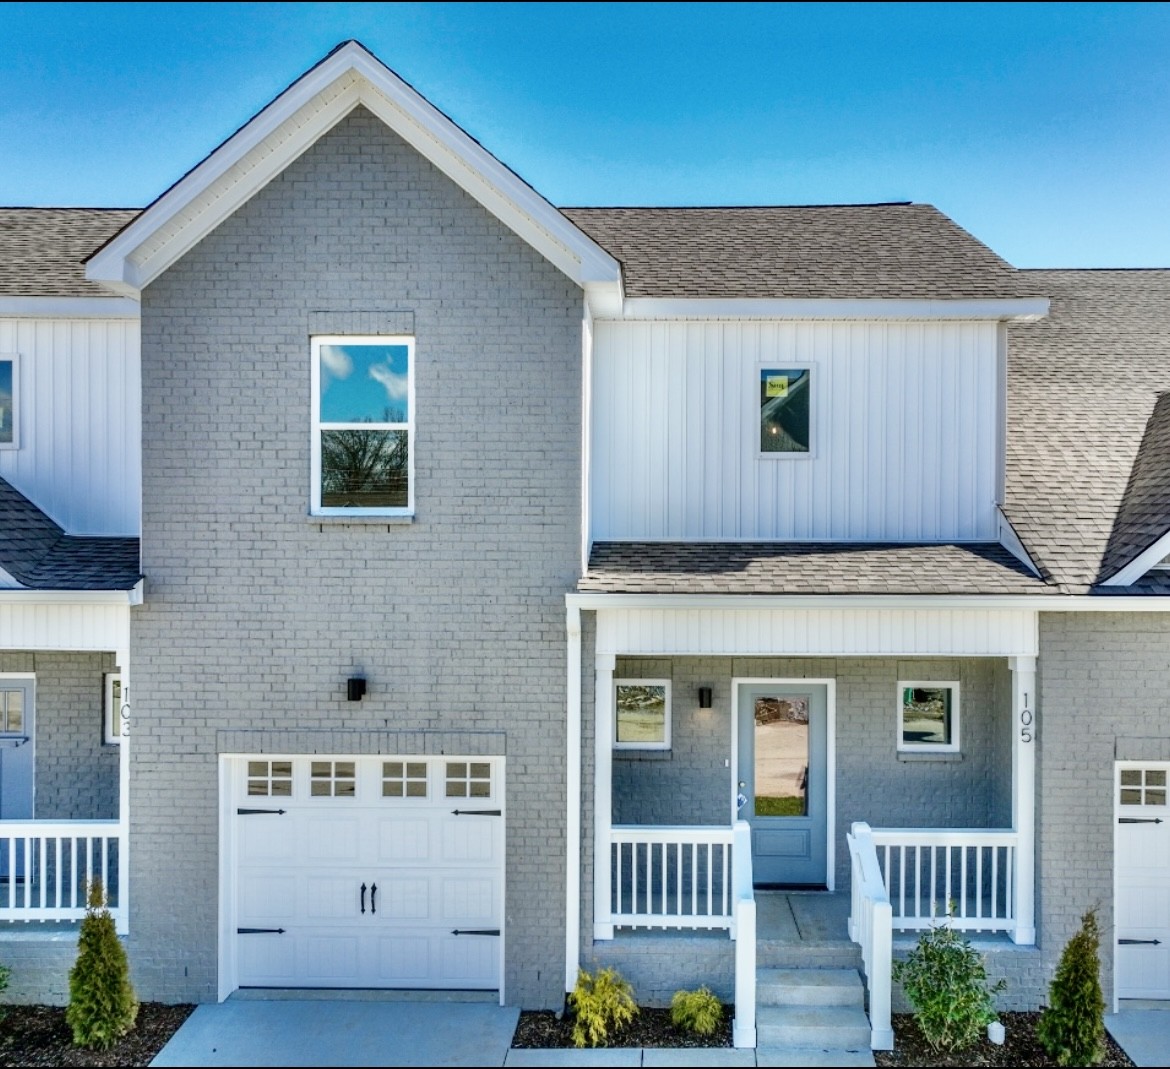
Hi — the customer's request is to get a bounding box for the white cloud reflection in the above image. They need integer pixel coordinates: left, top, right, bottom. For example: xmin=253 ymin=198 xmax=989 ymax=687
xmin=369 ymin=361 xmax=409 ymax=404
xmin=319 ymin=346 xmax=353 ymax=380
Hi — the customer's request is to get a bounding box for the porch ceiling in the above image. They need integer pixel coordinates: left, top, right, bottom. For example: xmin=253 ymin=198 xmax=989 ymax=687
xmin=582 ymin=541 xmax=1054 ymax=596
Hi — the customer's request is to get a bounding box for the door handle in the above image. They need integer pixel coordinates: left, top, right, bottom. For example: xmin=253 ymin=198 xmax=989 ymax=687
xmin=371 ymin=883 xmax=377 ymax=915
xmin=360 ymin=882 xmax=367 ymax=914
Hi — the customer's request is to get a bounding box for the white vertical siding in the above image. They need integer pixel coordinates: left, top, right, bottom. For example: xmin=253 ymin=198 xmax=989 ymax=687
xmin=595 ymin=607 xmax=1038 ymax=657
xmin=0 ymin=600 xmax=130 ymax=651
xmin=591 ymin=320 xmax=1000 ymax=542
xmin=0 ymin=318 xmax=140 ymax=535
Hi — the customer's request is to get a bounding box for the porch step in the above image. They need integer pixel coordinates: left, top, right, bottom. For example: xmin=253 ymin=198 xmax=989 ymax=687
xmin=757 ymin=967 xmax=864 ymax=1007
xmin=756 ymin=939 xmax=864 ymax=970
xmin=756 ymin=1004 xmax=873 ymax=1051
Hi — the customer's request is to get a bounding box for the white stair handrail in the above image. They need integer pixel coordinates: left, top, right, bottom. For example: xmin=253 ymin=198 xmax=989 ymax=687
xmin=847 ymin=821 xmax=894 ymax=1051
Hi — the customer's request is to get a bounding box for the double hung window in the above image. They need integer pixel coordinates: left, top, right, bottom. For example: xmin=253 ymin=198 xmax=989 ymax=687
xmin=311 ymin=336 xmax=414 ymax=515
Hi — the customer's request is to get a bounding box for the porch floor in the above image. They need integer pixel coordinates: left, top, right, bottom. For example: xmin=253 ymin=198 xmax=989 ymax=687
xmin=756 ymin=891 xmax=852 ymax=944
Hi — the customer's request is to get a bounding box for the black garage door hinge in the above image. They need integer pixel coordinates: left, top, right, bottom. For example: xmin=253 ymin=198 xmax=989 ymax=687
xmin=452 ymin=809 xmax=502 ymax=816
xmin=451 ymin=929 xmax=501 ymax=936
xmin=237 ymin=808 xmax=287 ymax=816
xmin=237 ymin=927 xmax=286 ymax=935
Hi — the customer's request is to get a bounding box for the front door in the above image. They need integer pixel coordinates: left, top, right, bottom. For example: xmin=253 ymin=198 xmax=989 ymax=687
xmin=0 ymin=678 xmax=34 ymax=819
xmin=738 ymin=683 xmax=827 ymax=887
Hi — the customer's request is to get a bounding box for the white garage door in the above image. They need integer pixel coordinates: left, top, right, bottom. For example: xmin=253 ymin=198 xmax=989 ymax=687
xmin=231 ymin=755 xmax=504 ymax=990
xmin=1116 ymin=762 xmax=1170 ymax=999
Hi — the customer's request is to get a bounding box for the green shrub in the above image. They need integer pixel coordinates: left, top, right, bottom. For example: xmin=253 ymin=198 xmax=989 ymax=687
xmin=892 ymin=919 xmax=1005 ymax=1052
xmin=1037 ymin=909 xmax=1106 ymax=1067
xmin=671 ymin=986 xmax=723 ymax=1036
xmin=569 ymin=967 xmax=638 ymax=1048
xmin=66 ymin=880 xmax=138 ymax=1050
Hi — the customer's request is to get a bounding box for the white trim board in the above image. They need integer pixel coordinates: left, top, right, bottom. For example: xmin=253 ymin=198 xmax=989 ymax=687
xmin=86 ymin=42 xmax=621 ymax=311
xmin=0 ymin=297 xmax=140 ymax=319
xmin=731 ymin=677 xmax=837 ymax=892
xmin=615 ymin=297 xmax=1050 ymax=322
xmin=594 ymin=606 xmax=1039 ymax=657
xmin=1102 ymin=528 xmax=1170 ymax=587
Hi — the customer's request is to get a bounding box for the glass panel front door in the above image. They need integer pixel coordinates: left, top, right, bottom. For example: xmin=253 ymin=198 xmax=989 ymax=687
xmin=738 ymin=683 xmax=827 ymax=887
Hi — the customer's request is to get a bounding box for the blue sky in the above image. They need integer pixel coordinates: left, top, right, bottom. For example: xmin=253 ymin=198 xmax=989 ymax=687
xmin=1 ymin=2 xmax=1167 ymax=267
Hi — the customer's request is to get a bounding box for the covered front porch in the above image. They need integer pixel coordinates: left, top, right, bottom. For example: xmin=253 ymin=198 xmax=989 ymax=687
xmin=566 ymin=596 xmax=1040 ymax=1049
xmin=0 ymin=592 xmax=135 ymax=937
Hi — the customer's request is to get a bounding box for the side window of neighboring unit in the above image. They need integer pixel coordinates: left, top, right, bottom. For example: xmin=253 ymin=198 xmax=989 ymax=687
xmin=0 ymin=355 xmax=17 ymax=449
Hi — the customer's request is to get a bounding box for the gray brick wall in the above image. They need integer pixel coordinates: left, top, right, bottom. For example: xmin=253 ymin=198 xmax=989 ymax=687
xmin=131 ymin=106 xmax=580 ymax=1007
xmin=0 ymin=650 xmax=118 ymax=820
xmin=1035 ymin=611 xmax=1170 ymax=1007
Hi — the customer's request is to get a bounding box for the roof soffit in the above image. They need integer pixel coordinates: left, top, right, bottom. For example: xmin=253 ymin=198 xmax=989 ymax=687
xmin=85 ymin=42 xmax=621 ymax=302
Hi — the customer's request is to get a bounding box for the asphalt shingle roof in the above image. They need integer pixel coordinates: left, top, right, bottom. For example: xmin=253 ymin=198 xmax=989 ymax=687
xmin=0 ymin=208 xmax=139 ymax=297
xmin=0 ymin=477 xmax=140 ymax=590
xmin=1004 ymin=269 xmax=1170 ymax=592
xmin=562 ymin=204 xmax=1033 ymax=300
xmin=580 ymin=542 xmax=1051 ymax=596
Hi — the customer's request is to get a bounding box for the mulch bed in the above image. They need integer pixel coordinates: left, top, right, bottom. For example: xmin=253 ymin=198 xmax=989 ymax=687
xmin=512 ymin=1006 xmax=733 ymax=1048
xmin=874 ymin=1012 xmax=1134 ymax=1067
xmin=0 ymin=1003 xmax=194 ymax=1067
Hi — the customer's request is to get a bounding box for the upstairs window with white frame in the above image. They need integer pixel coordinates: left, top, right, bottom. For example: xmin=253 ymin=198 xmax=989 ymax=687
xmin=0 ymin=354 xmax=18 ymax=449
xmin=759 ymin=366 xmax=811 ymax=455
xmin=311 ymin=336 xmax=414 ymax=515
xmin=898 ymin=681 xmax=960 ymax=753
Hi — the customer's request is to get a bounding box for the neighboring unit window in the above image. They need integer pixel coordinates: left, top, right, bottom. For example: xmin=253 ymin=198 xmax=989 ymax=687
xmin=614 ymin=680 xmax=671 ymax=750
xmin=103 ymin=673 xmax=123 ymax=745
xmin=1120 ymin=767 xmax=1167 ymax=807
xmin=759 ymin=367 xmax=810 ymax=455
xmin=311 ymin=336 xmax=414 ymax=515
xmin=0 ymin=354 xmax=17 ymax=449
xmin=898 ymin=681 xmax=960 ymax=753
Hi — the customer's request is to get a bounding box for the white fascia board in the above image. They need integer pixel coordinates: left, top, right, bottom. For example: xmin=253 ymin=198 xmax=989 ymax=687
xmin=0 ymin=587 xmax=141 ymax=605
xmin=86 ymin=42 xmax=620 ymax=298
xmin=566 ymin=591 xmax=1170 ymax=612
xmin=0 ymin=296 xmax=140 ymax=319
xmin=997 ymin=508 xmax=1041 ymax=577
xmin=615 ymin=297 xmax=1051 ymax=321
xmin=1101 ymin=528 xmax=1170 ymax=587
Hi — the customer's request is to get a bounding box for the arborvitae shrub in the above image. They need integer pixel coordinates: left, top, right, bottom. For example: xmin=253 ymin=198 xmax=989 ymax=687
xmin=66 ymin=880 xmax=138 ymax=1050
xmin=569 ymin=967 xmax=637 ymax=1048
xmin=1037 ymin=909 xmax=1106 ymax=1067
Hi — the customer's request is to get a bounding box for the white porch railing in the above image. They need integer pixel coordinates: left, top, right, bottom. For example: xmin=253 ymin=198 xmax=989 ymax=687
xmin=0 ymin=821 xmax=124 ymax=930
xmin=731 ymin=820 xmax=756 ymax=1050
xmin=610 ymin=825 xmax=734 ymax=930
xmin=869 ymin=827 xmax=1020 ymax=934
xmin=847 ymin=822 xmax=894 ymax=1051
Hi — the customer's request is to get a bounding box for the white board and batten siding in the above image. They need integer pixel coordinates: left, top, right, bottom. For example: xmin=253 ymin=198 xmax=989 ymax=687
xmin=0 ymin=317 xmax=140 ymax=536
xmin=591 ymin=320 xmax=1000 ymax=542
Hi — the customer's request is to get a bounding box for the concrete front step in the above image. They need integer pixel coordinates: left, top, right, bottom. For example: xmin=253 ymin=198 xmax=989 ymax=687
xmin=756 ymin=941 xmax=863 ymax=970
xmin=756 ymin=1004 xmax=873 ymax=1051
xmin=757 ymin=967 xmax=864 ymax=1007
xmin=756 ymin=1047 xmax=876 ymax=1067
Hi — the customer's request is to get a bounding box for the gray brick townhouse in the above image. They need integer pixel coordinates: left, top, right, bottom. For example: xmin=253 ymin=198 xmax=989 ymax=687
xmin=2 ymin=40 xmax=1169 ymax=1049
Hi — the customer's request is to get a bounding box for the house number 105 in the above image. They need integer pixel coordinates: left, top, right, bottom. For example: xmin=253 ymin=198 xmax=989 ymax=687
xmin=1020 ymin=707 xmax=1034 ymax=744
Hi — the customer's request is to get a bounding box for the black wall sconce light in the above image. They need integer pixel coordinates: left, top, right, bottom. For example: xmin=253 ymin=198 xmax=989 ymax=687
xmin=347 ymin=676 xmax=367 ymax=702
xmin=698 ymin=686 xmax=713 ymax=709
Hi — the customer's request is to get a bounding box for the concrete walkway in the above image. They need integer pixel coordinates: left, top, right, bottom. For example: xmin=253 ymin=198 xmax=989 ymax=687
xmin=1106 ymin=1002 xmax=1170 ymax=1068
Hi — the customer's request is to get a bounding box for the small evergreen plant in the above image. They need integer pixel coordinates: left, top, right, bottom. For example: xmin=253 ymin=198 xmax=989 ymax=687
xmin=66 ymin=880 xmax=138 ymax=1050
xmin=671 ymin=986 xmax=723 ymax=1036
xmin=1037 ymin=909 xmax=1106 ymax=1067
xmin=892 ymin=919 xmax=1005 ymax=1052
xmin=569 ymin=967 xmax=638 ymax=1048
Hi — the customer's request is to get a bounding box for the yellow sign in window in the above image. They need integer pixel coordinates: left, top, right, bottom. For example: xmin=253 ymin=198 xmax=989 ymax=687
xmin=765 ymin=374 xmax=789 ymax=398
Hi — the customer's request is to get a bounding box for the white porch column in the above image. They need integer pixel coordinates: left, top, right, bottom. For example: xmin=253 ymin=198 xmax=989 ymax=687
xmin=565 ymin=606 xmax=582 ymax=989
xmin=1009 ymin=655 xmax=1036 ymax=945
xmin=593 ymin=652 xmax=616 ymax=940
xmin=115 ymin=644 xmax=130 ymax=936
